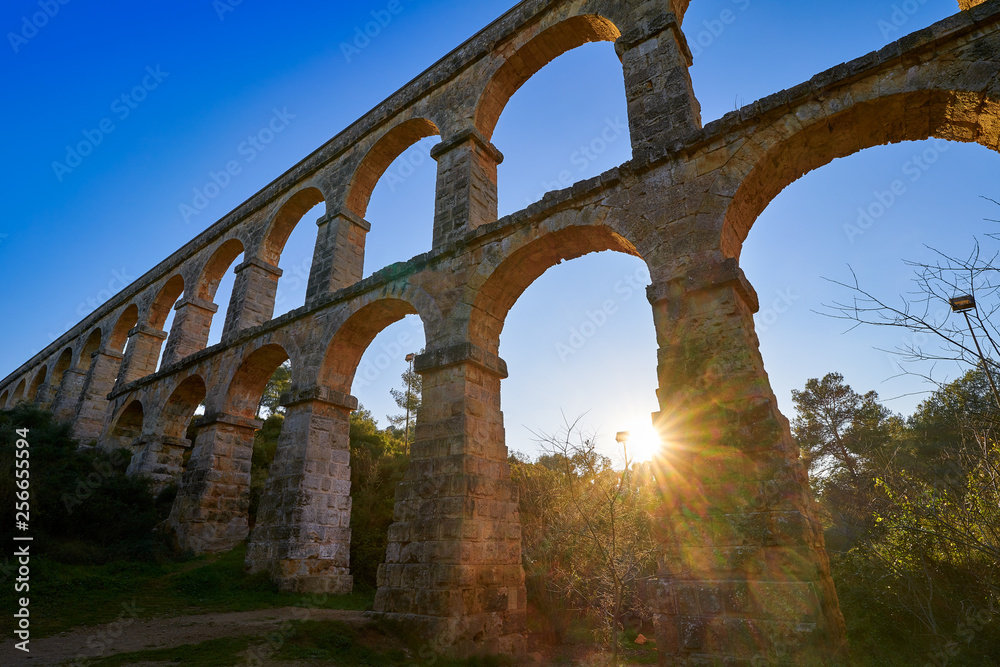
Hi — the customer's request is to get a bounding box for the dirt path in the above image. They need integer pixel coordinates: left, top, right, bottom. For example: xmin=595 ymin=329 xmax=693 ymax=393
xmin=0 ymin=607 xmax=368 ymax=666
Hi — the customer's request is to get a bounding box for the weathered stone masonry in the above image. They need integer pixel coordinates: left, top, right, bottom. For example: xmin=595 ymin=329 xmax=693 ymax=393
xmin=3 ymin=0 xmax=998 ymax=662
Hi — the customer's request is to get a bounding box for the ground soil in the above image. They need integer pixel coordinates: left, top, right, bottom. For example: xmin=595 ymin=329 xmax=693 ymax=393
xmin=0 ymin=607 xmax=368 ymax=666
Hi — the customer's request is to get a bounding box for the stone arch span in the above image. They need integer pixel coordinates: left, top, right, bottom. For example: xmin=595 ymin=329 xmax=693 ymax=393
xmin=197 ymin=239 xmax=245 ymax=301
xmin=0 ymin=390 xmax=7 ymax=409
xmin=158 ymin=374 xmax=208 ymax=440
xmin=318 ymin=290 xmax=437 ymax=393
xmin=223 ymin=341 xmax=295 ymax=420
xmin=719 ymin=87 xmax=1000 ymax=259
xmin=169 ymin=342 xmax=293 ymax=554
xmin=149 ymin=275 xmax=185 ymax=329
xmin=243 ymin=291 xmax=435 ymax=594
xmin=109 ymin=304 xmax=140 ymax=353
xmin=160 ymin=240 xmax=245 ymax=368
xmin=475 ymin=15 xmax=622 ymax=142
xmin=108 ymin=400 xmax=145 ymax=451
xmin=78 ymin=329 xmax=103 ymax=371
xmin=27 ymin=365 xmax=47 ymax=402
xmin=8 ymin=379 xmax=26 ymax=407
xmin=261 ymin=186 xmax=326 ymax=266
xmin=345 ymin=118 xmax=440 ymax=220
xmin=51 ymin=348 xmax=74 ymax=386
xmin=467 ymin=219 xmax=643 ymax=355
xmin=125 ymin=374 xmax=207 ymax=493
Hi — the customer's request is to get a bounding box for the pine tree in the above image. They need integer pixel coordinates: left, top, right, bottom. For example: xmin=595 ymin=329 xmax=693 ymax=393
xmin=388 ymin=360 xmax=422 ymax=452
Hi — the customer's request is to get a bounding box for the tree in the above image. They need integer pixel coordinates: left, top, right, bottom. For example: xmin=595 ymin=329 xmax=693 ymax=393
xmin=792 ymin=373 xmax=900 ymax=552
xmin=790 ymin=373 xmax=1000 ymax=661
xmin=256 ymin=361 xmax=292 ymax=419
xmin=792 ymin=373 xmax=898 ymax=488
xmin=387 ymin=356 xmax=421 ymax=452
xmin=348 ymin=405 xmax=408 ymax=589
xmin=528 ymin=418 xmax=658 ymax=666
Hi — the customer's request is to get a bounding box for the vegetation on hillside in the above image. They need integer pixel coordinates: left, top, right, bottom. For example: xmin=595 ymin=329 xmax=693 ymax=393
xmin=795 ymin=370 xmax=1000 ymax=664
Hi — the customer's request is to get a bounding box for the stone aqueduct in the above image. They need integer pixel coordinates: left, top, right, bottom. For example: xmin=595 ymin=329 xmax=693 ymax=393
xmin=4 ymin=0 xmax=999 ymax=661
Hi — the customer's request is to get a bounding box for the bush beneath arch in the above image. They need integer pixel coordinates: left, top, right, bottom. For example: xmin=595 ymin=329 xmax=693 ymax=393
xmin=0 ymin=405 xmax=174 ymax=564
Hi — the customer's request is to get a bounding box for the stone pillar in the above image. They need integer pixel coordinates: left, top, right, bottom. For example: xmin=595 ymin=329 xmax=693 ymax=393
xmin=116 ymin=325 xmax=168 ymax=387
xmin=34 ymin=383 xmax=57 ymax=409
xmin=246 ymin=387 xmax=356 ymax=594
xmin=161 ymin=297 xmax=219 ymax=368
xmin=73 ymin=348 xmax=125 ymax=444
xmin=222 ymin=258 xmax=284 ymax=339
xmin=646 ymin=258 xmax=848 ymax=664
xmin=959 ymin=0 xmax=988 ymax=9
xmin=168 ymin=412 xmax=261 ymax=553
xmin=51 ymin=367 xmax=88 ymax=423
xmin=304 ymin=209 xmax=370 ymax=306
xmin=430 ymin=130 xmax=503 ymax=249
xmin=616 ymin=12 xmax=701 ymax=162
xmin=127 ymin=435 xmax=193 ymax=495
xmin=374 ymin=343 xmax=526 ymax=657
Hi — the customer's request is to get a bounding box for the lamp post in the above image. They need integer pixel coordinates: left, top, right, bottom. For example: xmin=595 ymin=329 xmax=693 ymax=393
xmin=616 ymin=431 xmax=630 ymax=465
xmin=949 ymin=294 xmax=1000 ymax=410
xmin=404 ymin=352 xmax=415 ymax=456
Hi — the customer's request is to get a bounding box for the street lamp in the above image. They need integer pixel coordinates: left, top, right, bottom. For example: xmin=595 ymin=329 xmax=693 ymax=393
xmin=616 ymin=431 xmax=630 ymax=465
xmin=950 ymin=294 xmax=1000 ymax=410
xmin=404 ymin=353 xmax=416 ymax=455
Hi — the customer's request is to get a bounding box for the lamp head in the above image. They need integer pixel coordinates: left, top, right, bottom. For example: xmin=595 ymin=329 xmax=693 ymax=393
xmin=950 ymin=295 xmax=976 ymax=313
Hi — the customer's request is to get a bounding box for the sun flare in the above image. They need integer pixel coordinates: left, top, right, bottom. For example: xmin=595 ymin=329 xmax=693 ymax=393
xmin=621 ymin=421 xmax=663 ymax=463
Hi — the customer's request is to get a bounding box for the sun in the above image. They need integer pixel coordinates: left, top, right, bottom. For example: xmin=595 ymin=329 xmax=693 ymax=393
xmin=620 ymin=421 xmax=664 ymax=463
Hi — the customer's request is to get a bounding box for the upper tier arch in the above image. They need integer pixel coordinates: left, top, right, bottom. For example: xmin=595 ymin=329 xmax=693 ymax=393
xmin=475 ymin=14 xmax=622 ymax=142
xmin=345 ymin=118 xmax=440 ymax=220
xmin=718 ymin=83 xmax=1000 ymax=259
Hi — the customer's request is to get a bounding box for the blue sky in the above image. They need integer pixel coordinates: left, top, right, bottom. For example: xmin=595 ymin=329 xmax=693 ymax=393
xmin=1 ymin=0 xmax=995 ymax=461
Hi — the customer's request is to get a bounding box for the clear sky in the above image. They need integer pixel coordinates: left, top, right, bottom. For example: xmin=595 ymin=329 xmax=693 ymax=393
xmin=1 ymin=0 xmax=995 ymax=462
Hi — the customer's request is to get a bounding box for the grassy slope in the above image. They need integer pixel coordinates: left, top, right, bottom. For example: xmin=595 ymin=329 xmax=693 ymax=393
xmin=15 ymin=544 xmax=372 ymax=638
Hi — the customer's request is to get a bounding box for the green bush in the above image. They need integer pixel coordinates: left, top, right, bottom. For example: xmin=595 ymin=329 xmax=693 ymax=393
xmin=0 ymin=405 xmax=170 ymax=563
xmin=348 ymin=407 xmax=408 ymax=591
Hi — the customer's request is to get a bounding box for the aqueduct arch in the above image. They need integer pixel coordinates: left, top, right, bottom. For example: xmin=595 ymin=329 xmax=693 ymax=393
xmin=108 ymin=400 xmax=145 ymax=452
xmin=719 ymin=88 xmax=1000 ymax=258
xmin=8 ymin=379 xmax=25 ymax=407
xmin=3 ymin=0 xmax=998 ymax=662
xmin=475 ymin=14 xmax=623 ymax=142
xmin=27 ymin=365 xmax=47 ymax=403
